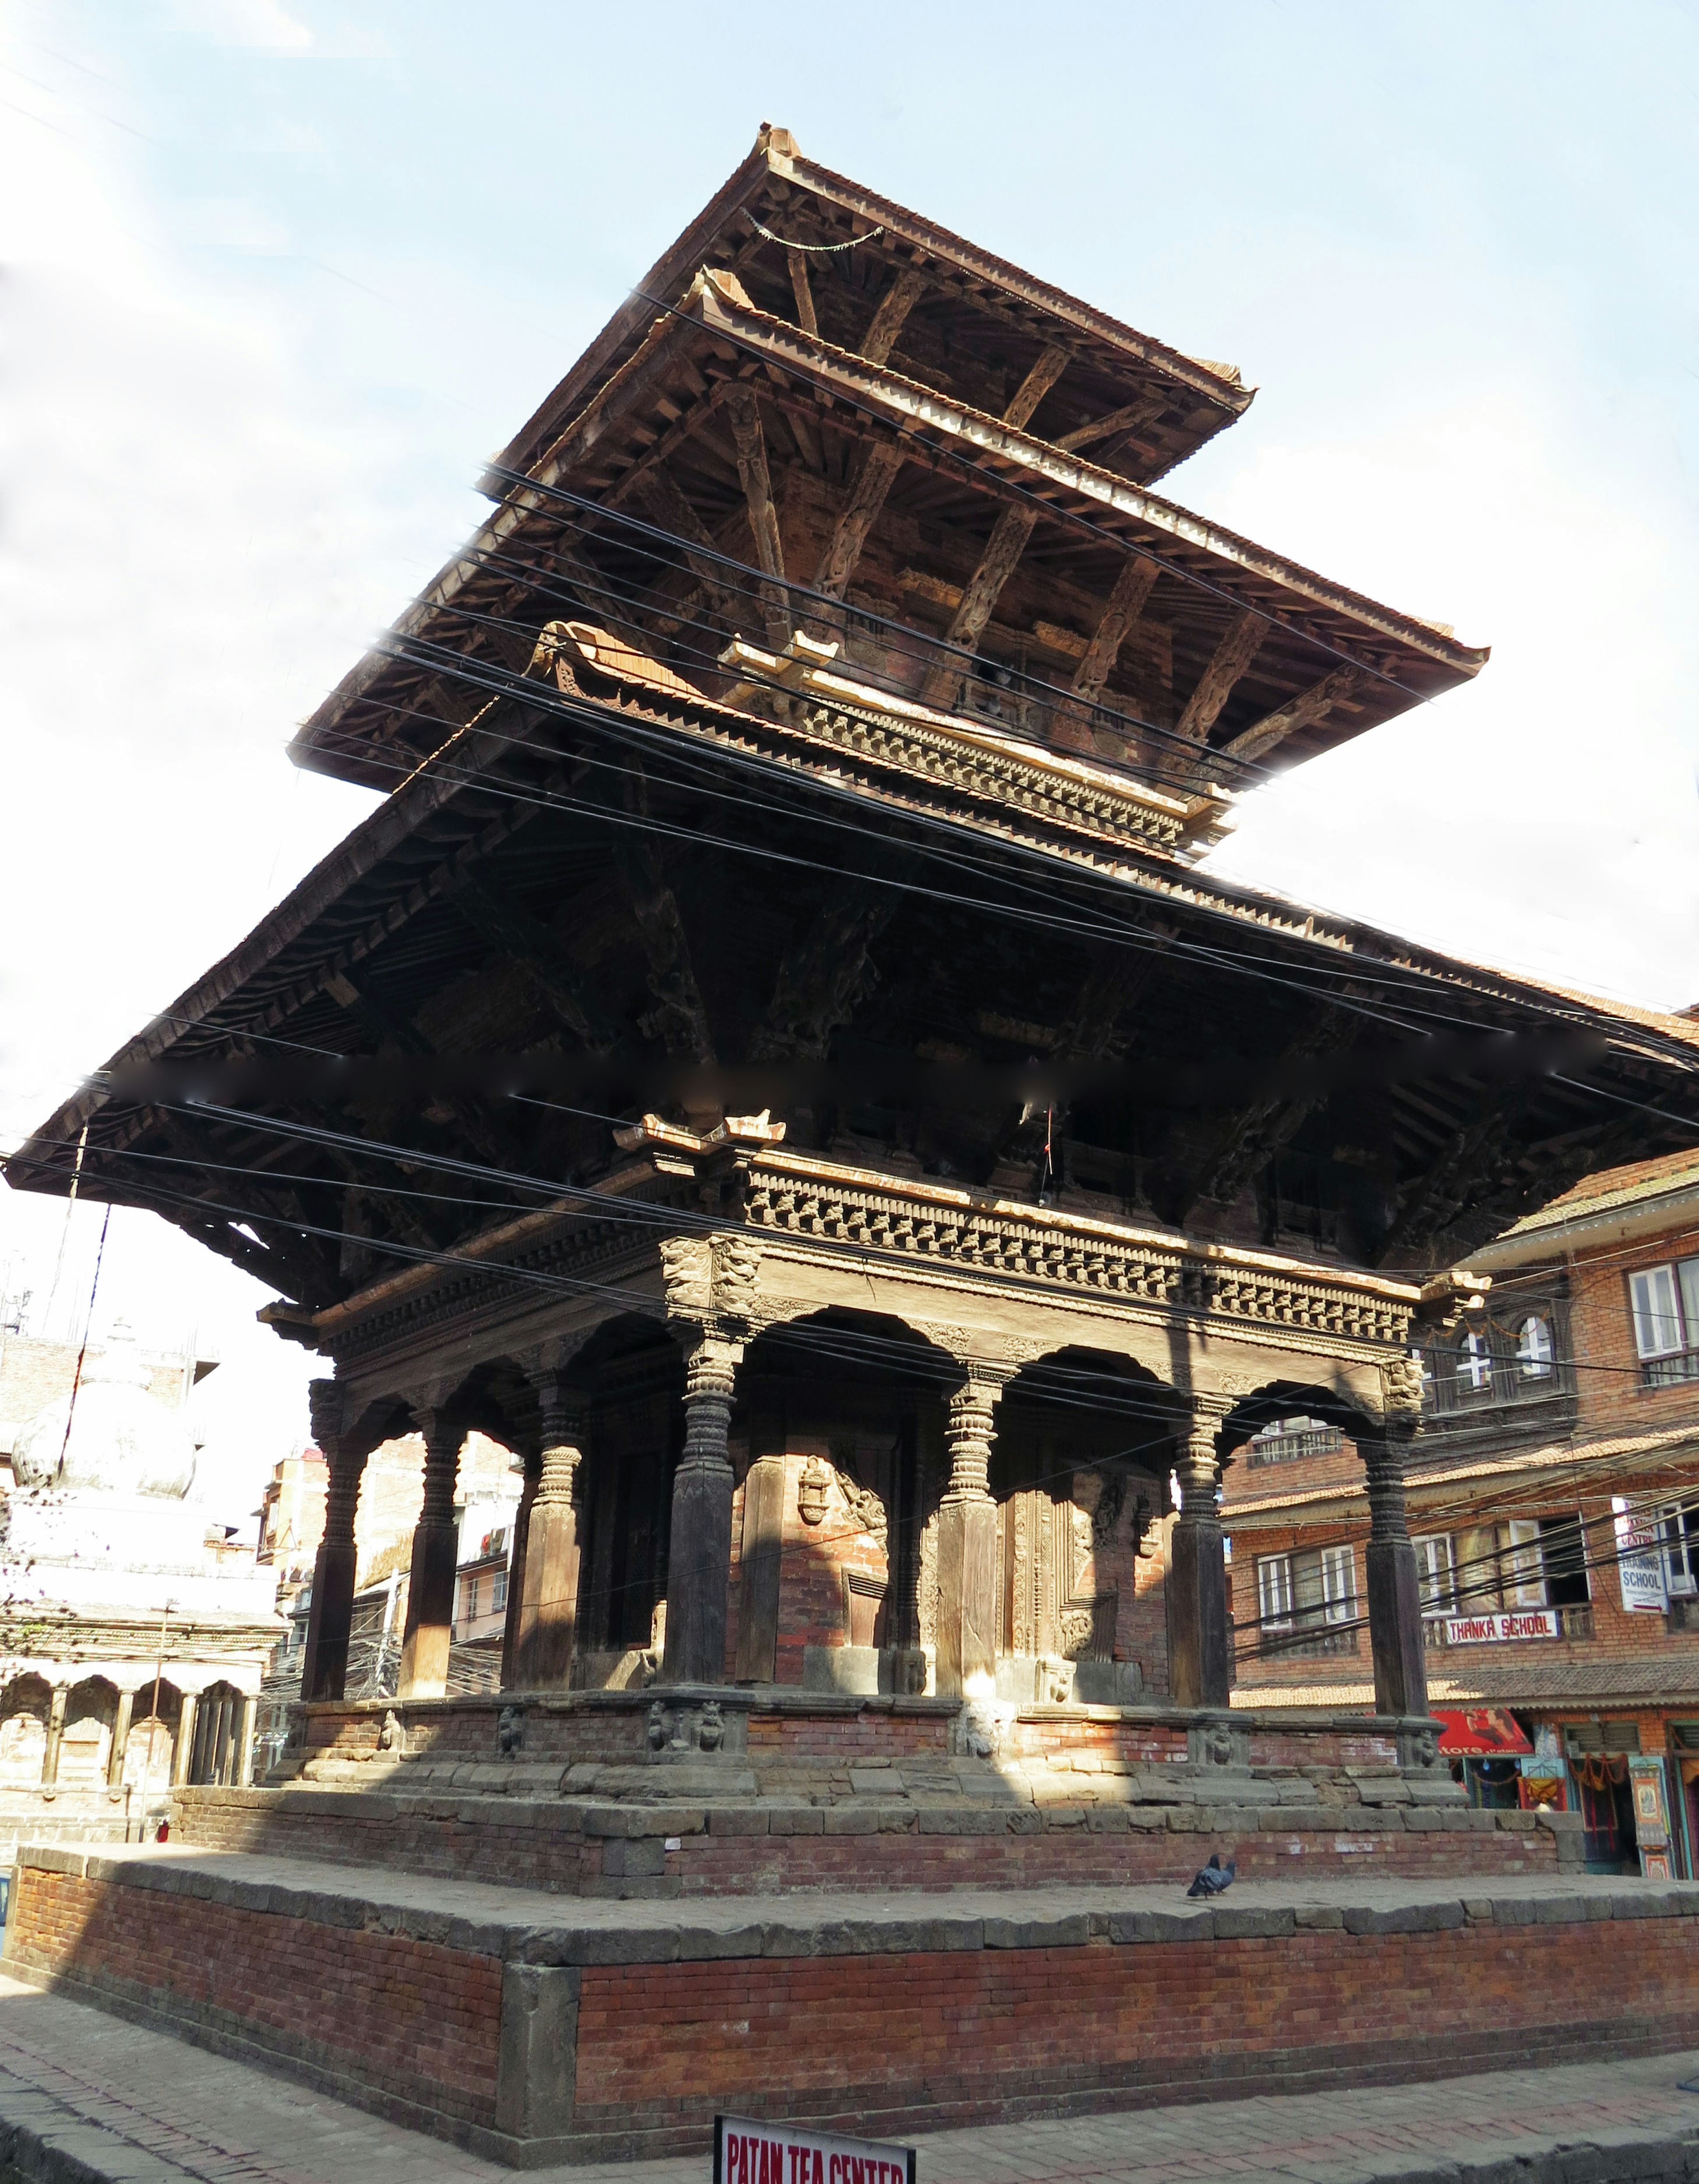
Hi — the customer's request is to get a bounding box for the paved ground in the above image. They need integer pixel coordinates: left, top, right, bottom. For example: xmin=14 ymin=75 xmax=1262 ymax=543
xmin=0 ymin=1976 xmax=1694 ymax=2184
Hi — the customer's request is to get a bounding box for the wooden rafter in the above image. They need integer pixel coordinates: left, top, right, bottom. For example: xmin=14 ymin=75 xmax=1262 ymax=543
xmin=860 ymin=267 xmax=927 ymax=366
xmin=724 ymin=385 xmax=791 ymax=647
xmin=784 ymin=248 xmax=818 ymax=337
xmin=1218 ymin=663 xmax=1366 ymax=771
xmin=628 ymin=464 xmax=741 ymax=627
xmin=747 ymin=887 xmax=898 ymax=1063
xmin=919 ymin=504 xmax=1039 ymax=708
xmin=811 ymin=441 xmax=906 ymax=601
xmin=612 ymin=807 xmax=715 ymax=1066
xmin=1071 ymin=554 xmax=1160 ymax=708
xmin=1002 ymin=344 xmax=1068 ymax=431
xmin=1175 ymin=608 xmax=1266 ymax=745
xmin=449 ymin=872 xmax=615 ymax=1051
xmin=1053 ymin=393 xmax=1167 ymax=454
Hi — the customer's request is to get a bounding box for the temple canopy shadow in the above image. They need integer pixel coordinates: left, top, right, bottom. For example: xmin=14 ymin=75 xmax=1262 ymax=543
xmin=989 ymin=1347 xmax=1173 ymax=1705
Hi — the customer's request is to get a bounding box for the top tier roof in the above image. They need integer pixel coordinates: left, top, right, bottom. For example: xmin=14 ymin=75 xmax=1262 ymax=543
xmin=290 ymin=127 xmax=1486 ymax=804
xmin=487 ymin=124 xmax=1255 ymax=498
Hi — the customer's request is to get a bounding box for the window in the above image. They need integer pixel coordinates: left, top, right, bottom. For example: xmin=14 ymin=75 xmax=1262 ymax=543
xmin=1255 ymin=1546 xmax=1356 ymax=1648
xmin=492 ymin=1569 xmax=508 ymax=1613
xmin=1245 ymin=1416 xmax=1345 ymax=1468
xmin=1256 ymin=1554 xmax=1294 ymax=1632
xmin=1629 ymin=1259 xmax=1699 ymax=1385
xmin=463 ymin=1577 xmax=480 ymax=1624
xmin=1505 ymin=1519 xmax=1547 ymax=1608
xmin=1659 ymin=1501 xmax=1699 ymax=1597
xmin=1415 ymin=1534 xmax=1457 ymax=1616
xmin=1457 ymin=1331 xmax=1493 ymax=1394
xmin=1537 ymin=1514 xmax=1590 ymax=1607
xmin=1518 ymin=1315 xmax=1554 ymax=1378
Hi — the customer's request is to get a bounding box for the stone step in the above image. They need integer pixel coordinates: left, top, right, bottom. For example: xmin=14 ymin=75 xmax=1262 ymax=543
xmin=7 ymin=1843 xmax=1698 ymax=2167
xmin=174 ymin=1778 xmax=1577 ymax=1901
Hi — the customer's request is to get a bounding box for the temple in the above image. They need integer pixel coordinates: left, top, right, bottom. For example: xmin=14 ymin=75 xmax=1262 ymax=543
xmin=7 ymin=127 xmax=1699 ymax=2161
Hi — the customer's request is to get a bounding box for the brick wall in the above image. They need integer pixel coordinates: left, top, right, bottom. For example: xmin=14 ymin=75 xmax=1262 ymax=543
xmin=567 ymin=1918 xmax=1699 ymax=2145
xmin=173 ymin=1782 xmax=1564 ymax=1897
xmin=8 ymin=1863 xmax=503 ymax=2126
xmin=1570 ymin=1219 xmax=1699 ymax=1436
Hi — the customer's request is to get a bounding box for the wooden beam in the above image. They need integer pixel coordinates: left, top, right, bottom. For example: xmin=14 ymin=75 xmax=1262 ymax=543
xmin=450 ymin=872 xmax=616 ymax=1051
xmin=724 ymin=385 xmax=790 ymax=648
xmin=1070 ymin=554 xmax=1160 ymax=707
xmin=748 ymin=887 xmax=897 ymax=1062
xmin=1175 ymin=608 xmax=1266 ymax=745
xmin=613 ymin=819 xmax=715 ymax=1066
xmin=1002 ymin=345 xmax=1069 ymax=431
xmin=785 ymin=249 xmax=818 ymax=338
xmin=811 ymin=441 xmax=905 ymax=600
xmin=1218 ymin=662 xmax=1366 ymax=769
xmin=1053 ymin=393 xmax=1166 ymax=454
xmin=860 ymin=267 xmax=927 ymax=366
xmin=629 ymin=464 xmax=741 ymax=627
xmin=919 ymin=504 xmax=1040 ymax=709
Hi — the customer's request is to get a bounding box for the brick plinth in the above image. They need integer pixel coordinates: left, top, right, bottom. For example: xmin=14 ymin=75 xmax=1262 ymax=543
xmin=173 ymin=1781 xmax=1569 ymax=1898
xmin=6 ymin=1846 xmax=1698 ymax=2166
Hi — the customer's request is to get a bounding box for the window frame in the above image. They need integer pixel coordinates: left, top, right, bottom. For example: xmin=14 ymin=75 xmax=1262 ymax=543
xmin=1629 ymin=1258 xmax=1699 ymax=1384
xmin=1414 ymin=1533 xmax=1457 ymax=1617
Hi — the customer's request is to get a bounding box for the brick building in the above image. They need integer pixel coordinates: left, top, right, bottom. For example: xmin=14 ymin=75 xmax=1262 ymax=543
xmin=1224 ymin=1148 xmax=1699 ymax=1876
xmin=255 ymin=1433 xmax=522 ymax=1765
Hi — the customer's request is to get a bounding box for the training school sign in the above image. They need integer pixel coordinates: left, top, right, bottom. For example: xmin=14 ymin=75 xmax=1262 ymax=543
xmin=715 ymin=2116 xmax=917 ymax=2184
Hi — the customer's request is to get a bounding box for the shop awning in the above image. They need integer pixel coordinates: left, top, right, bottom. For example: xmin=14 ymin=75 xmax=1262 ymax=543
xmin=1433 ymin=1707 xmax=1533 ymax=1757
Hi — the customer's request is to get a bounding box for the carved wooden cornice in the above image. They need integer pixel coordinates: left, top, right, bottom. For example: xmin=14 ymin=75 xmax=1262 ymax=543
xmin=739 ymin=1161 xmax=1416 ymax=1351
xmin=557 ymin=630 xmax=1213 ymax=862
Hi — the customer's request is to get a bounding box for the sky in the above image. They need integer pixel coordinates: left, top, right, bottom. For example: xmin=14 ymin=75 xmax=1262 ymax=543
xmin=2 ymin=0 xmax=1697 ymax=1524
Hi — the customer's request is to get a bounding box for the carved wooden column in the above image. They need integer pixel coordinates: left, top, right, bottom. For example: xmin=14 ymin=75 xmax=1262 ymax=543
xmin=661 ymin=1333 xmax=742 ymax=1685
xmin=734 ymin=1453 xmax=785 ymax=1684
xmin=236 ymin=1695 xmax=258 ymax=1787
xmin=500 ymin=1452 xmax=540 ymax=1688
xmin=40 ymin=1686 xmax=67 ymax=1789
xmin=1167 ymin=1393 xmax=1232 ymax=1709
xmin=399 ymin=1408 xmax=463 ymax=1699
xmin=172 ymin=1692 xmax=198 ymax=1788
xmin=511 ymin=1377 xmax=588 ymax=1690
xmin=935 ymin=1365 xmax=1007 ymax=1699
xmin=299 ymin=1381 xmax=369 ymax=1703
xmin=1362 ymin=1361 xmax=1429 ymax=1719
xmin=107 ymin=1689 xmax=133 ymax=1789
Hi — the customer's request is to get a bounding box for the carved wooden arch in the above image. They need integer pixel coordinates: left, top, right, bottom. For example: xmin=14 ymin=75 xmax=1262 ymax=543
xmin=1209 ymin=1376 xmax=1381 ymax=1465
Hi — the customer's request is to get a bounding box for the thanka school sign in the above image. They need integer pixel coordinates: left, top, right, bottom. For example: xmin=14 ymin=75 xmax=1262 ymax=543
xmin=1443 ymin=1609 xmax=1559 ymax=1645
xmin=716 ymin=2117 xmax=917 ymax=2184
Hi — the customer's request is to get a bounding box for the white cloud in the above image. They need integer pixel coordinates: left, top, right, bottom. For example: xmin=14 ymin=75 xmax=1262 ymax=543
xmin=0 ymin=17 xmax=425 ymax=1507
xmin=1203 ymin=388 xmax=1699 ymax=1009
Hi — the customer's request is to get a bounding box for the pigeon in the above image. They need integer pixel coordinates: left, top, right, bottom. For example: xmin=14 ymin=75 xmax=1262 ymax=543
xmin=1185 ymin=1853 xmax=1235 ymax=1898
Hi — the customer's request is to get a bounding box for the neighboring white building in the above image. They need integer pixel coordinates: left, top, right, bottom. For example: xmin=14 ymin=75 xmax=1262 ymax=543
xmin=0 ymin=1322 xmax=283 ymax=1861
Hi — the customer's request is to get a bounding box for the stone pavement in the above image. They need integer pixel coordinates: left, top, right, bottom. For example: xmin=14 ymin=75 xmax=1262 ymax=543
xmin=0 ymin=1975 xmax=1694 ymax=2184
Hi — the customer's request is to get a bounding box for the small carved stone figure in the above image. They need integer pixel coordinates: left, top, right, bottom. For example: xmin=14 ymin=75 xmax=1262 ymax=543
xmin=1205 ymin=1723 xmax=1235 ymax=1767
xmin=698 ymin=1700 xmax=724 ymax=1752
xmin=377 ymin=1709 xmax=401 ymax=1753
xmin=796 ymin=1456 xmax=830 ymax=1527
xmin=646 ymin=1700 xmax=668 ymax=1751
xmin=496 ymin=1705 xmax=525 ymax=1758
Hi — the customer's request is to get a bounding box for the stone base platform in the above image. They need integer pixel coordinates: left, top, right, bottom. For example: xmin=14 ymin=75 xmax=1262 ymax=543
xmin=183 ymin=1687 xmax=1572 ymax=1899
xmin=8 ymin=1844 xmax=1699 ymax=2169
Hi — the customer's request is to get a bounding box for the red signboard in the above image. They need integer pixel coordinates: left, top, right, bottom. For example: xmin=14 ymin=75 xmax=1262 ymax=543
xmin=716 ymin=2117 xmax=916 ymax=2184
xmin=1433 ymin=1706 xmax=1533 ymax=1757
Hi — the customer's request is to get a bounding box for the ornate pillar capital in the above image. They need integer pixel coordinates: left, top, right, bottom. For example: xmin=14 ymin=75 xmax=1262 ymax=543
xmin=943 ymin=1360 xmax=1011 ymax=1505
xmin=683 ymin=1329 xmax=744 ymax=1409
xmin=1175 ymin=1389 xmax=1233 ymax=1511
xmin=1378 ymin=1353 xmax=1426 ymax=1433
